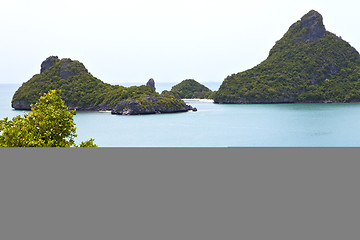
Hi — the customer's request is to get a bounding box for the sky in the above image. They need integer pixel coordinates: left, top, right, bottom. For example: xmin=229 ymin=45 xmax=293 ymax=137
xmin=0 ymin=0 xmax=359 ymax=85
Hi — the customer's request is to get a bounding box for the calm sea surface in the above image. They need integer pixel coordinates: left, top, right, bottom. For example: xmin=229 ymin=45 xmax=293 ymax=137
xmin=2 ymin=83 xmax=360 ymax=147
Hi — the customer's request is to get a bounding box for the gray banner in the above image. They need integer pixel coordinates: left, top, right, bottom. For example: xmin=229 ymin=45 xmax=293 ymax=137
xmin=1 ymin=148 xmax=359 ymax=240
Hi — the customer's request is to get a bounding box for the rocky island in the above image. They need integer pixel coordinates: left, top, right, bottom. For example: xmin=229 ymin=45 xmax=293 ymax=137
xmin=214 ymin=10 xmax=360 ymax=104
xmin=12 ymin=57 xmax=196 ymax=115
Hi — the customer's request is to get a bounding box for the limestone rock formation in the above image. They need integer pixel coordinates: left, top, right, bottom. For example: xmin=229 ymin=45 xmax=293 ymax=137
xmin=111 ymin=97 xmax=197 ymax=115
xmin=40 ymin=56 xmax=59 ymax=73
xmin=12 ymin=57 xmax=197 ymax=115
xmin=214 ymin=10 xmax=360 ymax=104
xmin=146 ymin=78 xmax=156 ymax=91
xmin=296 ymin=10 xmax=326 ymax=42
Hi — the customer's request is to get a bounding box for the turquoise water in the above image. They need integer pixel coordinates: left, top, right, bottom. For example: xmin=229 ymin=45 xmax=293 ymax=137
xmin=2 ymin=83 xmax=360 ymax=147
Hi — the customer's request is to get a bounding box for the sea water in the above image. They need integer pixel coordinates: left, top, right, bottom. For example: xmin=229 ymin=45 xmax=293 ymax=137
xmin=2 ymin=83 xmax=360 ymax=147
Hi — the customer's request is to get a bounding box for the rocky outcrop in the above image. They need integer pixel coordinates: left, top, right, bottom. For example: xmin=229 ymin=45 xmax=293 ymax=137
xmin=59 ymin=60 xmax=74 ymax=79
xmin=111 ymin=97 xmax=197 ymax=115
xmin=40 ymin=56 xmax=59 ymax=73
xmin=297 ymin=10 xmax=326 ymax=42
xmin=146 ymin=78 xmax=156 ymax=91
xmin=11 ymin=100 xmax=32 ymax=110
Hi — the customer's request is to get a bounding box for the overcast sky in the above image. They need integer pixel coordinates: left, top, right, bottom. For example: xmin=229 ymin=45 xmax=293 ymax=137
xmin=0 ymin=0 xmax=359 ymax=85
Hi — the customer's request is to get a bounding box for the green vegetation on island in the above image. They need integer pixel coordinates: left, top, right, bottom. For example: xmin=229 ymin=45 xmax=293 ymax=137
xmin=12 ymin=56 xmax=196 ymax=114
xmin=1 ymin=90 xmax=97 ymax=147
xmin=214 ymin=10 xmax=360 ymax=103
xmin=162 ymin=79 xmax=214 ymax=99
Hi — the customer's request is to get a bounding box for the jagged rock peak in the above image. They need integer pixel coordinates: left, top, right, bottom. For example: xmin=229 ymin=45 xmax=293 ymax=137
xmin=297 ymin=10 xmax=326 ymax=42
xmin=146 ymin=78 xmax=156 ymax=91
xmin=40 ymin=56 xmax=59 ymax=73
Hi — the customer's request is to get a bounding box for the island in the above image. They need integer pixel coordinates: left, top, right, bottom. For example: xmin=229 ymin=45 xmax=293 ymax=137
xmin=214 ymin=10 xmax=360 ymax=104
xmin=161 ymin=79 xmax=214 ymax=99
xmin=12 ymin=56 xmax=197 ymax=115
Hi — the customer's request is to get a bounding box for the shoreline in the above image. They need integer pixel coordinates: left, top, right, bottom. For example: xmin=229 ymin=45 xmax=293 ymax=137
xmin=98 ymin=110 xmax=112 ymax=113
xmin=182 ymin=99 xmax=214 ymax=103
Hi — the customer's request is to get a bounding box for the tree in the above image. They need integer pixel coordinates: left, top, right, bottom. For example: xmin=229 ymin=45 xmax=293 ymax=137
xmin=0 ymin=90 xmax=97 ymax=147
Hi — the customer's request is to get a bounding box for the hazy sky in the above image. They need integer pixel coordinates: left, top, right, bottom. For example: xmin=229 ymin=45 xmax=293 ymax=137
xmin=1 ymin=0 xmax=359 ymax=84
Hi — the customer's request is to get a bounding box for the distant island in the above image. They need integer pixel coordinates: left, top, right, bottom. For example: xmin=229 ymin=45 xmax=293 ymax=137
xmin=214 ymin=10 xmax=360 ymax=104
xmin=12 ymin=56 xmax=196 ymax=115
xmin=161 ymin=79 xmax=214 ymax=99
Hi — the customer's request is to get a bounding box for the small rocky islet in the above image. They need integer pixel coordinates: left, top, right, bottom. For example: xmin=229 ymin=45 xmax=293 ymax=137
xmin=12 ymin=56 xmax=196 ymax=115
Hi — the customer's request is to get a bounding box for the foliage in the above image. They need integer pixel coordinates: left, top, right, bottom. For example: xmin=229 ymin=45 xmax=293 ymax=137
xmin=214 ymin=10 xmax=360 ymax=103
xmin=78 ymin=138 xmax=97 ymax=147
xmin=1 ymin=90 xmax=97 ymax=147
xmin=157 ymin=97 xmax=187 ymax=109
xmin=162 ymin=79 xmax=213 ymax=99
